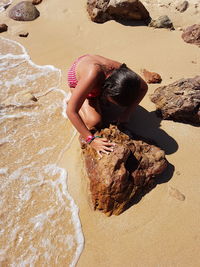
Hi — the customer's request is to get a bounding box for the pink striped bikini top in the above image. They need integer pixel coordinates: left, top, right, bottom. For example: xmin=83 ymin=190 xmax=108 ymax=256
xmin=67 ymin=55 xmax=100 ymax=98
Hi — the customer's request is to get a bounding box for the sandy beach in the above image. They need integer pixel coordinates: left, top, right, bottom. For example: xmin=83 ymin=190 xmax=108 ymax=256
xmin=1 ymin=0 xmax=200 ymax=266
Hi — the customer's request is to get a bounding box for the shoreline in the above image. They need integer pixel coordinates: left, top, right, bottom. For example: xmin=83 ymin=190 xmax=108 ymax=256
xmin=1 ymin=0 xmax=200 ymax=266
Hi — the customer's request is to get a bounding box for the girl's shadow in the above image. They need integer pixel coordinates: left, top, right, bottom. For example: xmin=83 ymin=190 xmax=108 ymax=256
xmin=102 ymin=103 xmax=178 ymax=155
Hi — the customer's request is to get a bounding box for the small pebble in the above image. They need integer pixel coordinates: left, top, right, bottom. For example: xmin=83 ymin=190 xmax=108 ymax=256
xmin=177 ymin=27 xmax=183 ymax=31
xmin=18 ymin=31 xmax=29 ymax=37
xmin=30 ymin=96 xmax=38 ymax=102
xmin=0 ymin=24 xmax=8 ymax=33
xmin=176 ymin=1 xmax=189 ymax=13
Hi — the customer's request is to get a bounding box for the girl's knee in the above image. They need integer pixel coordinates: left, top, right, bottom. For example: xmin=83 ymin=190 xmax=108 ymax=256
xmin=85 ymin=113 xmax=102 ymax=129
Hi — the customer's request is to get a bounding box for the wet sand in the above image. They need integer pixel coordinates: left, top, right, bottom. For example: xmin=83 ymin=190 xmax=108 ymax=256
xmin=1 ymin=0 xmax=200 ymax=266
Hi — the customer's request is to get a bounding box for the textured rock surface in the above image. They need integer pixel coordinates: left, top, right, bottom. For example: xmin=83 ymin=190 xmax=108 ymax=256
xmin=82 ymin=125 xmax=167 ymax=216
xmin=141 ymin=68 xmax=162 ymax=84
xmin=87 ymin=0 xmax=150 ymax=23
xmin=9 ymin=1 xmax=40 ymax=21
xmin=181 ymin=24 xmax=200 ymax=47
xmin=150 ymin=76 xmax=200 ymax=124
xmin=0 ymin=24 xmax=8 ymax=33
xmin=149 ymin=15 xmax=174 ymax=29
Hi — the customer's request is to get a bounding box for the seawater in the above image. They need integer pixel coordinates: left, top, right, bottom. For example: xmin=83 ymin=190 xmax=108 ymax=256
xmin=0 ymin=37 xmax=84 ymax=266
xmin=0 ymin=0 xmax=13 ymax=12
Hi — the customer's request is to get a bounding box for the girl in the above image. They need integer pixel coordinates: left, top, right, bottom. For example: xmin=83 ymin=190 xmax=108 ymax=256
xmin=67 ymin=54 xmax=148 ymax=157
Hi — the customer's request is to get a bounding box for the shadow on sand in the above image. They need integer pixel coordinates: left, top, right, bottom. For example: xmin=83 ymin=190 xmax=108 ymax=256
xmin=102 ymin=104 xmax=179 ymax=155
xmin=114 ymin=18 xmax=151 ymax=27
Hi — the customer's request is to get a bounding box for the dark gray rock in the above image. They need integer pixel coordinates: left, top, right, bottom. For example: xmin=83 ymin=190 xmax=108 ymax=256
xmin=176 ymin=1 xmax=189 ymax=13
xmin=87 ymin=0 xmax=150 ymax=24
xmin=149 ymin=15 xmax=174 ymax=30
xmin=181 ymin=24 xmax=200 ymax=47
xmin=9 ymin=1 xmax=40 ymax=21
xmin=150 ymin=76 xmax=200 ymax=125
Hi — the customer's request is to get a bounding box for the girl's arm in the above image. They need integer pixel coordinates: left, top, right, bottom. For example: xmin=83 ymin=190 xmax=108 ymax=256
xmin=66 ymin=65 xmax=115 ymax=156
xmin=67 ymin=66 xmax=100 ymax=139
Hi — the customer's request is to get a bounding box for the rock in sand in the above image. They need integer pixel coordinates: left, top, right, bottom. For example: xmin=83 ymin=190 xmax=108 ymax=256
xmin=181 ymin=24 xmax=200 ymax=47
xmin=150 ymin=76 xmax=200 ymax=125
xmin=9 ymin=1 xmax=40 ymax=21
xmin=0 ymin=24 xmax=8 ymax=33
xmin=149 ymin=15 xmax=174 ymax=30
xmin=82 ymin=125 xmax=168 ymax=216
xmin=18 ymin=31 xmax=29 ymax=37
xmin=176 ymin=1 xmax=189 ymax=13
xmin=87 ymin=0 xmax=150 ymax=23
xmin=141 ymin=69 xmax=162 ymax=84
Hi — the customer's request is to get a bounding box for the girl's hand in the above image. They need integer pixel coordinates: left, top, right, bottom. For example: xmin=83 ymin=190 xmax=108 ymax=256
xmin=90 ymin=138 xmax=115 ymax=158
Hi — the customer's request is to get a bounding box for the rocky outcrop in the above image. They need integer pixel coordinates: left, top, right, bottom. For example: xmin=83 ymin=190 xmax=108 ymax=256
xmin=0 ymin=24 xmax=8 ymax=33
xmin=86 ymin=0 xmax=150 ymax=23
xmin=181 ymin=24 xmax=200 ymax=47
xmin=141 ymin=69 xmax=162 ymax=84
xmin=149 ymin=15 xmax=174 ymax=29
xmin=82 ymin=125 xmax=167 ymax=216
xmin=9 ymin=1 xmax=40 ymax=21
xmin=150 ymin=76 xmax=200 ymax=125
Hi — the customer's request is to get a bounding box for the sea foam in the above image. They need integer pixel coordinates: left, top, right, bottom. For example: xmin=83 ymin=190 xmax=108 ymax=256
xmin=0 ymin=37 xmax=83 ymax=266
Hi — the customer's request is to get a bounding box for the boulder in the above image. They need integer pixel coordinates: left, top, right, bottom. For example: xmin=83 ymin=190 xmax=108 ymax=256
xmin=141 ymin=68 xmax=162 ymax=84
xmin=181 ymin=24 xmax=200 ymax=47
xmin=86 ymin=0 xmax=150 ymax=23
xmin=9 ymin=1 xmax=40 ymax=21
xmin=176 ymin=1 xmax=189 ymax=13
xmin=0 ymin=24 xmax=8 ymax=33
xmin=150 ymin=76 xmax=200 ymax=125
xmin=82 ymin=125 xmax=167 ymax=216
xmin=149 ymin=15 xmax=174 ymax=30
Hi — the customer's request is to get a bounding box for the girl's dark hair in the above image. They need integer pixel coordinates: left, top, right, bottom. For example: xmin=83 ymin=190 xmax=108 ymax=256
xmin=102 ymin=64 xmax=141 ymax=106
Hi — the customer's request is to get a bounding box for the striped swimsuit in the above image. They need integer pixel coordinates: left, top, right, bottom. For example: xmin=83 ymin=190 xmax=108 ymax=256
xmin=67 ymin=55 xmax=100 ymax=98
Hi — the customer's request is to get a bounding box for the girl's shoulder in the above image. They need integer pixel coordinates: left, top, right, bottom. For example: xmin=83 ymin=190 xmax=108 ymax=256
xmin=77 ymin=54 xmax=121 ymax=82
xmin=77 ymin=55 xmax=104 ymax=78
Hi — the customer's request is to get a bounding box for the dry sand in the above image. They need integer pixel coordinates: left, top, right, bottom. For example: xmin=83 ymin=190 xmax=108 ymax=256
xmin=1 ymin=0 xmax=200 ymax=266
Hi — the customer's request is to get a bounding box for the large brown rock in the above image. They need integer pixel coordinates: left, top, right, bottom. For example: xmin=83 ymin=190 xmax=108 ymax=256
xmin=181 ymin=24 xmax=200 ymax=47
xmin=87 ymin=0 xmax=150 ymax=23
xmin=82 ymin=125 xmax=167 ymax=216
xmin=150 ymin=76 xmax=200 ymax=125
xmin=9 ymin=1 xmax=40 ymax=21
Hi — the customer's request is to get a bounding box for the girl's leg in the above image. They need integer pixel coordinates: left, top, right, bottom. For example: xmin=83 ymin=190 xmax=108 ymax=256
xmin=79 ymin=98 xmax=102 ymax=130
